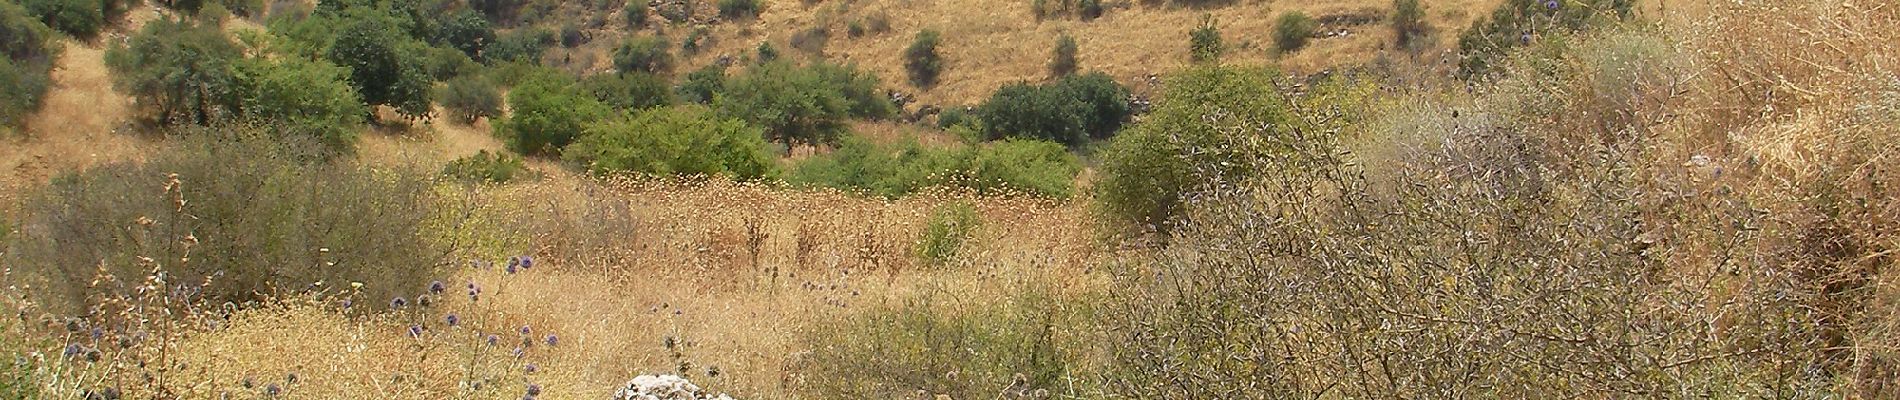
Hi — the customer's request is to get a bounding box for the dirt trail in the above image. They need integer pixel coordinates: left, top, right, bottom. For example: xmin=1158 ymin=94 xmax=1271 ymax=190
xmin=0 ymin=42 xmax=150 ymax=201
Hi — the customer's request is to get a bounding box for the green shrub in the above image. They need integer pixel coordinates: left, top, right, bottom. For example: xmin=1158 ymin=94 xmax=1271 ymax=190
xmin=4 ymin=129 xmax=443 ymax=313
xmin=1273 ymin=11 xmax=1317 ymax=52
xmin=565 ymin=105 xmax=776 ymax=179
xmin=810 ymin=61 xmax=898 ymax=120
xmin=499 ymin=71 xmax=609 ymax=155
xmin=612 ymin=35 xmax=673 ymax=74
xmin=1189 ymin=15 xmax=1222 ymax=62
xmin=795 ymin=284 xmax=1084 ymax=399
xmin=677 ymin=63 xmax=727 ymax=104
xmin=623 ymin=2 xmax=647 ymax=28
xmin=443 ymin=150 xmax=532 ymax=183
xmin=559 ymin=23 xmax=585 ymax=48
xmin=680 ymin=26 xmax=710 ymax=55
xmin=420 ymin=44 xmax=478 ymax=80
xmin=0 ymin=2 xmax=54 ymax=132
xmin=935 ymin=106 xmax=972 ymax=130
xmin=437 ymin=75 xmax=503 ymax=123
xmin=755 ymin=41 xmax=780 ymax=63
xmin=1095 ymin=66 xmax=1294 ymax=236
xmin=582 ymin=71 xmax=674 ymax=111
xmin=916 ymin=201 xmax=980 ymax=266
xmin=1456 ymin=0 xmax=1631 ymax=79
xmin=713 ymin=60 xmax=849 ymax=148
xmin=904 ymin=29 xmax=943 ymax=88
xmin=106 ymin=18 xmax=245 ymax=126
xmin=1392 ymin=0 xmax=1426 ymax=47
xmin=0 ymin=57 xmax=51 ymax=134
xmin=1078 ymin=0 xmax=1102 ymax=20
xmin=975 ymin=72 xmax=1130 ymax=146
xmin=1048 ymin=34 xmax=1078 ymax=77
xmin=234 ymin=57 xmax=368 ymax=152
xmin=486 ymin=27 xmax=553 ymax=64
xmin=717 ymin=0 xmax=761 ymax=19
xmin=20 ymin=0 xmax=103 ymax=38
xmin=328 ymin=12 xmax=432 ymax=118
xmin=788 ymin=135 xmax=1080 ymax=198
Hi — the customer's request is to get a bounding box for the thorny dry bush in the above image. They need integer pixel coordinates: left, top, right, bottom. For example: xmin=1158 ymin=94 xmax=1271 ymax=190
xmin=1098 ymin=15 xmax=1891 ymax=396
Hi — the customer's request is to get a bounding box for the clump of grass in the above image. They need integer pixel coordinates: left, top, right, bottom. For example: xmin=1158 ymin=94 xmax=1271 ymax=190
xmin=443 ymin=150 xmax=534 ymax=183
xmin=916 ymin=201 xmax=980 ymax=267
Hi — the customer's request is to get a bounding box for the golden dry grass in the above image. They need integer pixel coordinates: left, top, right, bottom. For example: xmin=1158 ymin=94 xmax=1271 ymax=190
xmin=0 ymin=43 xmax=150 ymax=208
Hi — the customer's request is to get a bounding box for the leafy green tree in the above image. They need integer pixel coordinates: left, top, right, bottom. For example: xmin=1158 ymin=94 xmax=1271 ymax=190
xmin=677 ymin=63 xmax=727 ymax=104
xmin=904 ymin=29 xmax=943 ymax=88
xmin=565 ymin=105 xmax=777 ymax=179
xmin=811 ymin=62 xmax=897 ymax=120
xmin=611 ymin=35 xmax=673 ymax=74
xmin=20 ymin=0 xmax=103 ymax=39
xmin=437 ymin=75 xmax=502 ymax=123
xmin=329 ymin=14 xmax=433 ymax=118
xmin=485 ymin=27 xmax=552 ymax=64
xmin=1189 ymin=15 xmax=1222 ymax=62
xmin=0 ymin=1 xmax=56 ymax=131
xmin=975 ymin=72 xmax=1129 ymax=145
xmin=436 ymin=10 xmax=494 ymax=60
xmin=714 ymin=61 xmax=850 ymax=148
xmin=105 ymin=18 xmax=245 ymax=126
xmin=582 ymin=71 xmax=674 ymax=111
xmin=499 ymin=71 xmax=608 ymax=154
xmin=235 ymin=57 xmax=368 ymax=152
xmin=1273 ymin=11 xmax=1317 ymax=52
xmin=1095 ymin=66 xmax=1296 ymax=235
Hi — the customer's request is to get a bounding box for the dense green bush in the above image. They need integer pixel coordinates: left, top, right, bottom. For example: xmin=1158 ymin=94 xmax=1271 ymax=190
xmin=565 ymin=105 xmax=777 ymax=179
xmin=789 ymin=135 xmax=1081 ymax=198
xmin=234 ymin=57 xmax=368 ymax=152
xmin=623 ymin=2 xmax=647 ymax=28
xmin=1456 ymin=0 xmax=1631 ymax=79
xmin=0 ymin=1 xmax=55 ymax=132
xmin=755 ymin=41 xmax=780 ymax=62
xmin=436 ymin=10 xmax=495 ymax=60
xmin=106 ymin=18 xmax=246 ymax=126
xmin=499 ymin=71 xmax=609 ymax=155
xmin=796 ymin=284 xmax=1084 ymax=399
xmin=420 ymin=44 xmax=478 ymax=80
xmin=612 ymin=35 xmax=673 ymax=74
xmin=329 ymin=13 xmax=433 ymax=118
xmin=1048 ymin=34 xmax=1078 ymax=77
xmin=677 ymin=63 xmax=727 ymax=104
xmin=903 ymin=29 xmax=943 ymax=88
xmin=810 ymin=62 xmax=898 ymax=120
xmin=713 ymin=61 xmax=853 ymax=148
xmin=1392 ymin=0 xmax=1426 ymax=47
xmin=3 ymin=130 xmax=443 ymax=313
xmin=1273 ymin=11 xmax=1316 ymax=52
xmin=437 ymin=75 xmax=503 ymax=123
xmin=1189 ymin=15 xmax=1221 ymax=62
xmin=443 ymin=150 xmax=532 ymax=183
xmin=975 ymin=72 xmax=1130 ymax=146
xmin=680 ymin=26 xmax=710 ymax=55
xmin=20 ymin=0 xmax=103 ymax=38
xmin=717 ymin=0 xmax=761 ymax=19
xmin=485 ymin=27 xmax=553 ymax=64
xmin=582 ymin=71 xmax=674 ymax=111
xmin=1095 ymin=66 xmax=1293 ymax=236
xmin=916 ymin=201 xmax=980 ymax=266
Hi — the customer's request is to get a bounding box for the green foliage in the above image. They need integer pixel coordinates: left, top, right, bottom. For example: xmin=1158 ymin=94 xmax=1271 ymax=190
xmin=1273 ymin=11 xmax=1316 ymax=52
xmin=235 ymin=57 xmax=368 ymax=152
xmin=796 ymin=284 xmax=1083 ymax=399
xmin=106 ymin=18 xmax=245 ymax=126
xmin=4 ymin=129 xmax=442 ymax=313
xmin=499 ymin=71 xmax=609 ymax=155
xmin=611 ymin=35 xmax=673 ymax=74
xmin=1392 ymin=0 xmax=1426 ymax=47
xmin=677 ymin=63 xmax=727 ymax=104
xmin=717 ymin=0 xmax=761 ymax=19
xmin=20 ymin=0 xmax=103 ymax=38
xmin=0 ymin=1 xmax=55 ymax=132
xmin=1048 ymin=34 xmax=1078 ymax=77
xmin=437 ymin=75 xmax=503 ymax=123
xmin=485 ymin=27 xmax=553 ymax=64
xmin=420 ymin=44 xmax=477 ymax=80
xmin=328 ymin=12 xmax=432 ymax=118
xmin=789 ymin=135 xmax=1080 ymax=198
xmin=1189 ymin=15 xmax=1222 ymax=62
xmin=470 ymin=0 xmax=523 ymax=23
xmin=975 ymin=72 xmax=1130 ymax=146
xmin=810 ymin=62 xmax=898 ymax=120
xmin=1095 ymin=66 xmax=1294 ymax=235
xmin=755 ymin=41 xmax=779 ymax=63
xmin=623 ymin=2 xmax=647 ymax=28
xmin=936 ymin=106 xmax=972 ymax=130
xmin=680 ymin=26 xmax=709 ymax=55
xmin=581 ymin=71 xmax=674 ymax=111
xmin=916 ymin=201 xmax=980 ymax=266
xmin=436 ymin=10 xmax=495 ymax=60
xmin=1457 ymin=0 xmax=1631 ymax=79
xmin=903 ymin=29 xmax=943 ymax=88
xmin=443 ymin=150 xmax=531 ymax=183
xmin=565 ymin=105 xmax=777 ymax=180
xmin=713 ymin=61 xmax=850 ymax=148
xmin=559 ymin=23 xmax=585 ymax=48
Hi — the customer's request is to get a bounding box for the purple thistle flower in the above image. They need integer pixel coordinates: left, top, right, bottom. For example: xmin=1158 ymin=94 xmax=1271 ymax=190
xmin=524 ymin=363 xmax=538 ymax=373
xmin=429 ymin=281 xmax=445 ymax=295
xmin=90 ymin=328 xmax=104 ymax=341
xmin=390 ymin=297 xmax=407 ymax=309
xmin=1544 ymin=0 xmax=1559 ymax=10
xmin=445 ymin=314 xmax=460 ymax=327
xmin=340 ymin=299 xmax=352 ymax=309
xmin=519 ymin=325 xmax=532 ymax=335
xmin=519 ymin=256 xmax=534 ymax=269
xmin=512 ymin=347 xmax=526 ymax=359
xmin=407 ymin=325 xmax=425 ymax=338
xmin=526 ymin=383 xmax=542 ymax=396
xmin=264 ymin=383 xmax=281 ymax=396
xmin=508 ymin=256 xmax=521 ymax=269
xmin=486 ymin=334 xmax=500 ymax=346
xmin=505 ymin=264 xmax=518 ymax=274
xmin=63 ymin=343 xmax=82 ymax=358
xmin=544 ymin=334 xmax=558 ymax=347
xmin=1520 ymin=32 xmax=1532 ymax=44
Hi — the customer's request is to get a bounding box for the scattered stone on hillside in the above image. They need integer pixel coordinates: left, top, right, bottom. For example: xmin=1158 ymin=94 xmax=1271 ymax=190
xmin=611 ymin=375 xmax=735 ymax=400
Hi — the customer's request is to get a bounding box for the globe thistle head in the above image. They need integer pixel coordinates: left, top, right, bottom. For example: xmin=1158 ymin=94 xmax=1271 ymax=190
xmin=505 ymin=264 xmax=518 ymax=275
xmin=340 ymin=299 xmax=352 ymax=309
xmin=519 ymin=256 xmax=534 ymax=269
xmin=544 ymin=334 xmax=558 ymax=347
xmin=390 ymin=297 xmax=407 ymax=309
xmin=63 ymin=343 xmax=82 ymax=358
xmin=526 ymin=383 xmax=542 ymax=396
xmin=264 ymin=383 xmax=281 ymax=396
xmin=445 ymin=314 xmax=460 ymax=327
xmin=1543 ymin=0 xmax=1558 ymax=10
xmin=524 ymin=363 xmax=538 ymax=373
xmin=507 ymin=256 xmax=521 ymax=269
xmin=429 ymin=281 xmax=445 ymax=295
xmin=407 ymin=325 xmax=425 ymax=338
xmin=486 ymin=334 xmax=500 ymax=347
xmin=519 ymin=325 xmax=532 ymax=335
